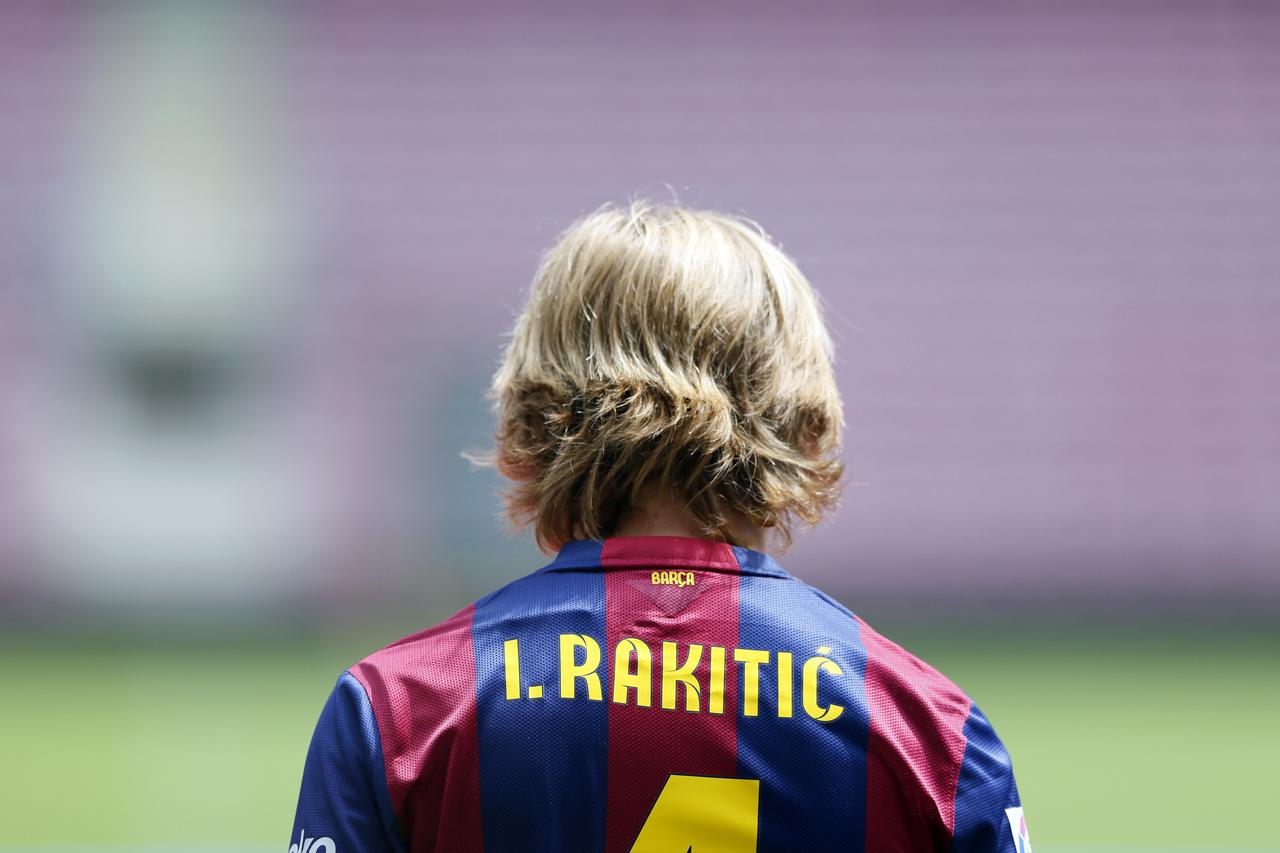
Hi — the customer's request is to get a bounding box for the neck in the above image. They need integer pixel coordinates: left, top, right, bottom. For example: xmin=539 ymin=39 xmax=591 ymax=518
xmin=611 ymin=489 xmax=767 ymax=551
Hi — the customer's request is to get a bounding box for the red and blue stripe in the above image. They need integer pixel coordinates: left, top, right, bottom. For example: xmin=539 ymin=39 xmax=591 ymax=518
xmin=323 ymin=536 xmax=1019 ymax=851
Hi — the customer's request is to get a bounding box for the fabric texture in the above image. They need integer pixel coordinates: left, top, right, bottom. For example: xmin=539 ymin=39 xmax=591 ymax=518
xmin=290 ymin=536 xmax=1024 ymax=852
xmin=290 ymin=672 xmax=407 ymax=853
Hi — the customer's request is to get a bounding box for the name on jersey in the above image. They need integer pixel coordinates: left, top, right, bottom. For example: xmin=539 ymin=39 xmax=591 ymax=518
xmin=501 ymin=635 xmax=845 ymax=722
xmin=651 ymin=570 xmax=696 ymax=587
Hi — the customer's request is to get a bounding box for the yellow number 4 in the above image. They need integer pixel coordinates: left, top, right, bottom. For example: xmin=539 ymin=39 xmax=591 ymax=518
xmin=630 ymin=774 xmax=761 ymax=852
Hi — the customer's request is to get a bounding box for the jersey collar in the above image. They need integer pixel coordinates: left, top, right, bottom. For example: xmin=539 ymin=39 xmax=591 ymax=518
xmin=539 ymin=535 xmax=790 ymax=579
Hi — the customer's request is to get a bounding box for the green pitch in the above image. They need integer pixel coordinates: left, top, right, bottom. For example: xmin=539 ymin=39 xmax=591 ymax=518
xmin=1 ymin=622 xmax=1275 ymax=850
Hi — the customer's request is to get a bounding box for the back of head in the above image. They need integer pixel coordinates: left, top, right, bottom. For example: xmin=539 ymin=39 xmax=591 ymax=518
xmin=490 ymin=200 xmax=843 ymax=550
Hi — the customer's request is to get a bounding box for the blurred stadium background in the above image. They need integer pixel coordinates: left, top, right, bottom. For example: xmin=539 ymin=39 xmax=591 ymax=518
xmin=1 ymin=1 xmax=1277 ymax=850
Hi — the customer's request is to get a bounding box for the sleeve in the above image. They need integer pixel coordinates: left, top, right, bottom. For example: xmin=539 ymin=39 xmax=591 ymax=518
xmin=950 ymin=704 xmax=1031 ymax=853
xmin=289 ymin=672 xmax=407 ymax=853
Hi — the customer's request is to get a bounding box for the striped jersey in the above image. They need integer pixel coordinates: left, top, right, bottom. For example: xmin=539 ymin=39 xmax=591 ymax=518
xmin=290 ymin=536 xmax=1029 ymax=852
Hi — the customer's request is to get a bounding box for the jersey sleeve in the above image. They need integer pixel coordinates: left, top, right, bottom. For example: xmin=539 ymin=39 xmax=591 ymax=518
xmin=289 ymin=672 xmax=406 ymax=853
xmin=951 ymin=704 xmax=1030 ymax=853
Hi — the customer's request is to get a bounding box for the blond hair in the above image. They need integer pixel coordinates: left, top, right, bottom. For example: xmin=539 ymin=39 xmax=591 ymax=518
xmin=487 ymin=200 xmax=843 ymax=551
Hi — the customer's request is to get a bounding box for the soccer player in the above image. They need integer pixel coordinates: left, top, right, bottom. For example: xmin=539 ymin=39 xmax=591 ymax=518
xmin=289 ymin=202 xmax=1030 ymax=852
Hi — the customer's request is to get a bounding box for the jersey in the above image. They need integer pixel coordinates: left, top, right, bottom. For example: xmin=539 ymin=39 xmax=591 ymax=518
xmin=290 ymin=536 xmax=1029 ymax=853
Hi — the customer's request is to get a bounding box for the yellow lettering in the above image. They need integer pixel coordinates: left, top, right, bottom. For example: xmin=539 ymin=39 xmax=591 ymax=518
xmin=776 ymin=651 xmax=794 ymax=718
xmin=802 ymin=648 xmax=844 ymax=722
xmin=661 ymin=641 xmax=703 ymax=712
xmin=708 ymin=644 xmax=726 ymax=714
xmin=651 ymin=571 xmax=697 ymax=587
xmin=560 ymin=633 xmax=603 ymax=701
xmin=612 ymin=637 xmax=652 ymax=707
xmin=734 ymin=648 xmax=770 ymax=717
xmin=503 ymin=638 xmax=522 ymax=701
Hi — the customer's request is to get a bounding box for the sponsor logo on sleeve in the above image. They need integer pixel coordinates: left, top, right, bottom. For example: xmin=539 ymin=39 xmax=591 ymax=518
xmin=1005 ymin=807 xmax=1032 ymax=853
xmin=290 ymin=829 xmax=335 ymax=853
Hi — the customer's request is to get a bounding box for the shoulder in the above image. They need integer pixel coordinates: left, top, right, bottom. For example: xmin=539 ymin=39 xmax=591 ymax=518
xmin=855 ymin=615 xmax=973 ymax=729
xmin=854 ymin=614 xmax=977 ymax=843
xmin=342 ymin=604 xmax=486 ymax=841
xmin=345 ymin=603 xmax=484 ymax=781
xmin=348 ymin=604 xmax=478 ymax=706
xmin=775 ymin=574 xmax=972 ymax=731
xmin=345 ymin=563 xmax=565 ymax=722
xmin=790 ymin=582 xmax=975 ymax=761
xmin=348 ymin=566 xmax=585 ymax=695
